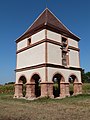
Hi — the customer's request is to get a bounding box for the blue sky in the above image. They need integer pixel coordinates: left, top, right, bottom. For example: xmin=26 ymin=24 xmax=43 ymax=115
xmin=0 ymin=0 xmax=90 ymax=84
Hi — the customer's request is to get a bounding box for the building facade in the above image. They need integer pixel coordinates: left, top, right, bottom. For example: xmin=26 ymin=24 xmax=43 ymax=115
xmin=14 ymin=8 xmax=82 ymax=99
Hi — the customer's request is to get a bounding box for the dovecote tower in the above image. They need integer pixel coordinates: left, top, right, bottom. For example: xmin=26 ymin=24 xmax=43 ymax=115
xmin=14 ymin=8 xmax=82 ymax=99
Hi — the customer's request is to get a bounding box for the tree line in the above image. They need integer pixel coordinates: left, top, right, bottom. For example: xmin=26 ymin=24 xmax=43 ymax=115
xmin=82 ymin=70 xmax=90 ymax=83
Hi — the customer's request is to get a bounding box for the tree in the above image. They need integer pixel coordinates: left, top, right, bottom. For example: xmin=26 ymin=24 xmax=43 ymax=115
xmin=81 ymin=69 xmax=90 ymax=83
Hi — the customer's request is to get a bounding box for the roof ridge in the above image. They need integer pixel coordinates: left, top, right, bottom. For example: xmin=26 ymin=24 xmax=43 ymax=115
xmin=46 ymin=9 xmax=80 ymax=39
xmin=16 ymin=8 xmax=80 ymax=42
xmin=27 ymin=9 xmax=47 ymax=31
xmin=16 ymin=9 xmax=47 ymax=41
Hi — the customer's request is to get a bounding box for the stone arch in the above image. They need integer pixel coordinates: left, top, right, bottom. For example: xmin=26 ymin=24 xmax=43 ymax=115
xmin=68 ymin=74 xmax=78 ymax=83
xmin=18 ymin=75 xmax=27 ymax=84
xmin=18 ymin=75 xmax=27 ymax=97
xmin=68 ymin=74 xmax=78 ymax=95
xmin=30 ymin=73 xmax=41 ymax=97
xmin=52 ymin=72 xmax=65 ymax=98
xmin=30 ymin=72 xmax=41 ymax=82
xmin=52 ymin=72 xmax=65 ymax=82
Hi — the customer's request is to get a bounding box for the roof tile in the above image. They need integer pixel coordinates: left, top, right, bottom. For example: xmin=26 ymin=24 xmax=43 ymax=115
xmin=16 ymin=8 xmax=80 ymax=42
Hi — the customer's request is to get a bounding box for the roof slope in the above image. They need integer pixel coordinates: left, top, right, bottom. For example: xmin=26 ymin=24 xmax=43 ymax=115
xmin=16 ymin=8 xmax=80 ymax=42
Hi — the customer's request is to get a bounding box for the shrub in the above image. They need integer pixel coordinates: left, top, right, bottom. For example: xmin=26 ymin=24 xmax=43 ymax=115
xmin=0 ymin=84 xmax=14 ymax=94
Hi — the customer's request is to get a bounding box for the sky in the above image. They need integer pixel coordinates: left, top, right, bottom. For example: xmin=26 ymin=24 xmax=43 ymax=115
xmin=0 ymin=0 xmax=90 ymax=84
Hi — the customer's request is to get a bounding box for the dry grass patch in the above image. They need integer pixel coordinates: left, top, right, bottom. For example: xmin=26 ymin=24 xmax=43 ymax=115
xmin=0 ymin=83 xmax=90 ymax=120
xmin=0 ymin=94 xmax=90 ymax=120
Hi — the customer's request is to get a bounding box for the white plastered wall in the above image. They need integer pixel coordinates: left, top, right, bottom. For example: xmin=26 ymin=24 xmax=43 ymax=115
xmin=17 ymin=29 xmax=46 ymax=51
xmin=16 ymin=43 xmax=45 ymax=69
xmin=47 ymin=30 xmax=61 ymax=43
xmin=17 ymin=39 xmax=27 ymax=51
xmin=68 ymin=38 xmax=78 ymax=48
xmin=16 ymin=67 xmax=81 ymax=84
xmin=69 ymin=50 xmax=80 ymax=67
xmin=47 ymin=67 xmax=81 ymax=83
xmin=47 ymin=43 xmax=62 ymax=65
xmin=31 ymin=29 xmax=45 ymax=44
xmin=16 ymin=67 xmax=45 ymax=83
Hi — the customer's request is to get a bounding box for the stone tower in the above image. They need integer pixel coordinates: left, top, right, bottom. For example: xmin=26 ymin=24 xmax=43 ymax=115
xmin=14 ymin=8 xmax=82 ymax=99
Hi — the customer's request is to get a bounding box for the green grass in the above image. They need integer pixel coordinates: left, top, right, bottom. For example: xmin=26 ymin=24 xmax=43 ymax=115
xmin=82 ymin=83 xmax=90 ymax=94
xmin=69 ymin=83 xmax=90 ymax=95
xmin=0 ymin=83 xmax=90 ymax=120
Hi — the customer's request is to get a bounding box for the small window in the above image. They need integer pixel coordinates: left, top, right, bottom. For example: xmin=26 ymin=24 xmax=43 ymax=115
xmin=62 ymin=44 xmax=67 ymax=49
xmin=62 ymin=36 xmax=68 ymax=66
xmin=62 ymin=37 xmax=67 ymax=44
xmin=62 ymin=51 xmax=67 ymax=66
xmin=27 ymin=38 xmax=31 ymax=46
xmin=62 ymin=51 xmax=66 ymax=59
xmin=62 ymin=58 xmax=67 ymax=66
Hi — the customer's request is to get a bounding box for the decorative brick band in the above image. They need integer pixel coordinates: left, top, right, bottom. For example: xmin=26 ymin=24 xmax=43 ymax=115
xmin=68 ymin=46 xmax=80 ymax=51
xmin=15 ymin=63 xmax=82 ymax=72
xmin=16 ymin=38 xmax=62 ymax=54
xmin=16 ymin=38 xmax=79 ymax=54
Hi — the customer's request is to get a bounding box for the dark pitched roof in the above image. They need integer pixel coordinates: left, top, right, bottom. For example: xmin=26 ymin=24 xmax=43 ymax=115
xmin=16 ymin=8 xmax=80 ymax=42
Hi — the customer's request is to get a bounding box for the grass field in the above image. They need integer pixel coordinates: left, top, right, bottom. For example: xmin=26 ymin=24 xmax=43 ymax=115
xmin=0 ymin=83 xmax=90 ymax=120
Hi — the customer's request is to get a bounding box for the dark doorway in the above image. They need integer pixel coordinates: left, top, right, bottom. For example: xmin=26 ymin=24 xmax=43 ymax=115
xmin=19 ymin=76 xmax=26 ymax=97
xmin=53 ymin=74 xmax=62 ymax=98
xmin=69 ymin=75 xmax=77 ymax=95
xmin=31 ymin=74 xmax=41 ymax=97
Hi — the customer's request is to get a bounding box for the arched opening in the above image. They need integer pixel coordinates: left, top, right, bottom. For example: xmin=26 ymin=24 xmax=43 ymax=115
xmin=69 ymin=75 xmax=78 ymax=95
xmin=52 ymin=73 xmax=64 ymax=98
xmin=19 ymin=76 xmax=27 ymax=97
xmin=31 ymin=74 xmax=41 ymax=97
